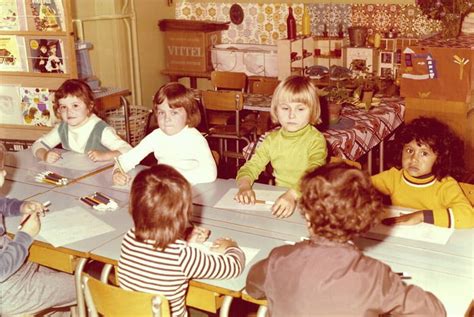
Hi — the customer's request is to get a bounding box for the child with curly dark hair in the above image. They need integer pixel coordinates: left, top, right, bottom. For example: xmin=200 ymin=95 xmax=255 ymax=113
xmin=246 ymin=163 xmax=446 ymax=316
xmin=372 ymin=117 xmax=472 ymax=229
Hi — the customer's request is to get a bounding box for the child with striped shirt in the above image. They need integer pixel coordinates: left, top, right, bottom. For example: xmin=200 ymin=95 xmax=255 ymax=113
xmin=118 ymin=164 xmax=245 ymax=317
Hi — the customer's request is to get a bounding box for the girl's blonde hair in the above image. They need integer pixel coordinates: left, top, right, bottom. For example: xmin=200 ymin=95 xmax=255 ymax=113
xmin=270 ymin=75 xmax=320 ymax=125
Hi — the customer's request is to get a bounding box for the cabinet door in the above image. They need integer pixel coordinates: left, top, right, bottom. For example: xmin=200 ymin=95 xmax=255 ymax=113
xmin=400 ymin=46 xmax=472 ymax=102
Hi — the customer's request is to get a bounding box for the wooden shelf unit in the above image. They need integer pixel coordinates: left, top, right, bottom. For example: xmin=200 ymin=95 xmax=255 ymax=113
xmin=277 ymin=36 xmax=314 ymax=80
xmin=0 ymin=0 xmax=77 ymax=148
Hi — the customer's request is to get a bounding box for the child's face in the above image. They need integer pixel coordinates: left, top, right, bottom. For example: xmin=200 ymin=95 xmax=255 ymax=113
xmin=402 ymin=140 xmax=438 ymax=177
xmin=276 ymin=102 xmax=310 ymax=132
xmin=57 ymin=95 xmax=91 ymax=127
xmin=156 ymin=100 xmax=187 ymax=136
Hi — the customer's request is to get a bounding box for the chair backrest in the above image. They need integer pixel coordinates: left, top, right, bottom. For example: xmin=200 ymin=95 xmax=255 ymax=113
xmin=82 ymin=273 xmax=170 ymax=317
xmin=252 ymin=79 xmax=280 ymax=95
xmin=459 ymin=182 xmax=474 ymax=206
xmin=211 ymin=71 xmax=247 ymax=92
xmin=201 ymin=90 xmax=244 ymax=112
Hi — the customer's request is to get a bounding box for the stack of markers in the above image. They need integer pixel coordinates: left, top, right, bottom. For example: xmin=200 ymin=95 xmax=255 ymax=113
xmin=80 ymin=192 xmax=118 ymax=211
xmin=35 ymin=171 xmax=69 ymax=186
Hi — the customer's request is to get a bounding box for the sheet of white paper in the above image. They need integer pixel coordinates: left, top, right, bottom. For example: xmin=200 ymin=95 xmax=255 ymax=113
xmin=370 ymin=207 xmax=454 ymax=245
xmin=38 ymin=207 xmax=115 ymax=247
xmin=213 ymin=188 xmax=286 ymax=212
xmin=189 ymin=241 xmax=260 ymax=266
xmin=41 ymin=151 xmax=112 ymax=171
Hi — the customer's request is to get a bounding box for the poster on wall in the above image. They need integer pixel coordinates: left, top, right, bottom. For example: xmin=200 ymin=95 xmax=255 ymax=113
xmin=0 ymin=85 xmax=23 ymax=124
xmin=27 ymin=37 xmax=65 ymax=73
xmin=0 ymin=0 xmax=27 ymax=31
xmin=26 ymin=0 xmax=65 ymax=32
xmin=0 ymin=35 xmax=28 ymax=72
xmin=20 ymin=87 xmax=55 ymax=126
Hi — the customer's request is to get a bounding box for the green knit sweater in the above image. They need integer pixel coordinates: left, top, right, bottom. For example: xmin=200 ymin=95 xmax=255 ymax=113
xmin=236 ymin=124 xmax=327 ymax=191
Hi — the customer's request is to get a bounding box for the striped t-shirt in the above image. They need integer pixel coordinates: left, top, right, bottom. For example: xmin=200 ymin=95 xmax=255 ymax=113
xmin=118 ymin=229 xmax=245 ymax=317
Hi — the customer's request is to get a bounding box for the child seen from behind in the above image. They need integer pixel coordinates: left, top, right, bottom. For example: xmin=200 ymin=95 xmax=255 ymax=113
xmin=246 ymin=163 xmax=446 ymax=316
xmin=32 ymin=79 xmax=132 ymax=163
xmin=118 ymin=164 xmax=245 ymax=317
xmin=113 ymin=82 xmax=217 ymax=186
xmin=372 ymin=117 xmax=473 ymax=228
xmin=235 ymin=75 xmax=327 ymax=218
xmin=0 ymin=143 xmax=76 ymax=315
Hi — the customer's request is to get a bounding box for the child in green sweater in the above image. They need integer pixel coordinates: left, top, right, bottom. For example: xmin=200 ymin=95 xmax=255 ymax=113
xmin=372 ymin=117 xmax=472 ymax=229
xmin=235 ymin=76 xmax=327 ymax=218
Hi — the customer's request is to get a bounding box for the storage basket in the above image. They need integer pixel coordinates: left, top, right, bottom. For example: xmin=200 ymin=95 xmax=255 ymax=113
xmin=104 ymin=105 xmax=152 ymax=146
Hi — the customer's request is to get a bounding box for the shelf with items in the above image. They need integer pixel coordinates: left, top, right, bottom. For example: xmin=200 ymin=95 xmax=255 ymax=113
xmin=277 ymin=36 xmax=314 ymax=80
xmin=377 ymin=37 xmax=418 ymax=79
xmin=0 ymin=0 xmax=77 ymax=148
xmin=313 ymin=37 xmax=347 ymax=68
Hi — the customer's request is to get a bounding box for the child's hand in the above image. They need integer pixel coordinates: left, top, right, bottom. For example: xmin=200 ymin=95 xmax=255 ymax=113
xmin=45 ymin=150 xmax=61 ymax=163
xmin=210 ymin=237 xmax=238 ymax=253
xmin=20 ymin=201 xmax=46 ymax=216
xmin=234 ymin=188 xmax=256 ymax=205
xmin=88 ymin=150 xmax=107 ymax=162
xmin=271 ymin=189 xmax=297 ymax=218
xmin=235 ymin=178 xmax=256 ymax=204
xmin=19 ymin=212 xmax=41 ymax=238
xmin=382 ymin=210 xmax=424 ymax=226
xmin=112 ymin=169 xmax=130 ymax=186
xmin=186 ymin=226 xmax=210 ymax=243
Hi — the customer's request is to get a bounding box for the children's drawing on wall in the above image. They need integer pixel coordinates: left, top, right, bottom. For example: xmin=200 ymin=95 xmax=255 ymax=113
xmin=20 ymin=87 xmax=55 ymax=126
xmin=0 ymin=85 xmax=22 ymax=124
xmin=29 ymin=38 xmax=64 ymax=73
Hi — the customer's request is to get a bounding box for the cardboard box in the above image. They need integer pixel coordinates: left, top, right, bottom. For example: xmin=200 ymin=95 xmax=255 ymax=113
xmin=158 ymin=20 xmax=229 ymax=72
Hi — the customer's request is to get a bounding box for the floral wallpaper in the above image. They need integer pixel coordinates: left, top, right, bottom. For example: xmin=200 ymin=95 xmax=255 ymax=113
xmin=175 ymin=1 xmax=442 ymax=44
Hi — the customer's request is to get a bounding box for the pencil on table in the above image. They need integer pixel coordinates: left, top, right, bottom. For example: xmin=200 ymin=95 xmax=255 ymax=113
xmin=255 ymin=199 xmax=274 ymax=205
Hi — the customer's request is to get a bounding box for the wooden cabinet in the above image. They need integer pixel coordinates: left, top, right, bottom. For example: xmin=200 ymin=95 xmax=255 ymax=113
xmin=400 ymin=35 xmax=474 ymax=171
xmin=277 ymin=36 xmax=314 ymax=80
xmin=0 ymin=0 xmax=77 ymax=150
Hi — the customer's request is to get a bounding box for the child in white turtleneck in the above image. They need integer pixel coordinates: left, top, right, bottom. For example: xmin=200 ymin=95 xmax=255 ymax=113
xmin=112 ymin=82 xmax=217 ymax=186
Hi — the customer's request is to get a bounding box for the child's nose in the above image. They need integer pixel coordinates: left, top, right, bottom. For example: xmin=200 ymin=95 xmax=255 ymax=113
xmin=288 ymin=109 xmax=295 ymax=118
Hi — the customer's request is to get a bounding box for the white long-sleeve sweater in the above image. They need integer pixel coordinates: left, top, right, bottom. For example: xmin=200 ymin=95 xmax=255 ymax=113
xmin=118 ymin=126 xmax=217 ymax=185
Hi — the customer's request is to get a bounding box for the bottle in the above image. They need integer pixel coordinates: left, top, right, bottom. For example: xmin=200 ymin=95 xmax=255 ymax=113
xmin=374 ymin=32 xmax=381 ymax=49
xmin=287 ymin=6 xmax=296 ymax=40
xmin=302 ymin=6 xmax=311 ymax=37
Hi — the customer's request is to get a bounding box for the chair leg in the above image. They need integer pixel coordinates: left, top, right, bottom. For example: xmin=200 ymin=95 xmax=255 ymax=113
xmin=235 ymin=139 xmax=240 ymax=168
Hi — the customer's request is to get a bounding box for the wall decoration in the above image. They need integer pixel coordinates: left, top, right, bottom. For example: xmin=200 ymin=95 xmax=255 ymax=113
xmin=175 ymin=1 xmax=443 ymax=45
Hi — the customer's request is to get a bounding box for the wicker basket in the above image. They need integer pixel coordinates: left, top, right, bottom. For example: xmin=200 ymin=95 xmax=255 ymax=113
xmin=104 ymin=105 xmax=152 ymax=146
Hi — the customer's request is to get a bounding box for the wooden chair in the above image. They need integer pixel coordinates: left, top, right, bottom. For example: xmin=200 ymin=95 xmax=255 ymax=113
xmin=82 ymin=273 xmax=170 ymax=317
xmin=201 ymin=90 xmax=257 ymax=166
xmin=251 ymin=78 xmax=280 ymax=135
xmin=329 ymin=156 xmax=362 ymax=170
xmin=459 ymin=182 xmax=474 ymax=206
xmin=211 ymin=70 xmax=247 ymax=92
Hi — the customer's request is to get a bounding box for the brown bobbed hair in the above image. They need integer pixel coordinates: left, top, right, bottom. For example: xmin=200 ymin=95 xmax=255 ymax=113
xmin=299 ymin=163 xmax=385 ymax=243
xmin=270 ymin=75 xmax=320 ymax=125
xmin=54 ymin=79 xmax=94 ymax=116
xmin=153 ymin=82 xmax=201 ymax=128
xmin=130 ymin=164 xmax=192 ymax=249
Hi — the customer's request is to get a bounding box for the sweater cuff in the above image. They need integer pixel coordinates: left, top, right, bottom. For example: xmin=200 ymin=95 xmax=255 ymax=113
xmin=14 ymin=231 xmax=34 ymax=248
xmin=422 ymin=210 xmax=434 ymax=225
xmin=225 ymin=246 xmax=246 ymax=265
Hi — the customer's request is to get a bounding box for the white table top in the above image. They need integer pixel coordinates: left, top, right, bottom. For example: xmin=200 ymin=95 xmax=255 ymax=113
xmin=5 ymin=148 xmax=113 ymax=182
